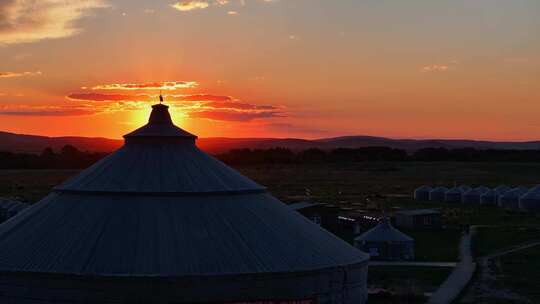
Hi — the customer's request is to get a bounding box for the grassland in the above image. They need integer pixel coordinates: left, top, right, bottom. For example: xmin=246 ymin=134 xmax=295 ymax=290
xmin=1 ymin=161 xmax=539 ymax=303
xmin=368 ymin=266 xmax=453 ymax=303
xmin=473 ymin=226 xmax=540 ymax=257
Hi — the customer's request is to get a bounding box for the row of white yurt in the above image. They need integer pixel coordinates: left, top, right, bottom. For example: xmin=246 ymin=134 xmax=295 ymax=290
xmin=414 ymin=184 xmax=540 ymax=212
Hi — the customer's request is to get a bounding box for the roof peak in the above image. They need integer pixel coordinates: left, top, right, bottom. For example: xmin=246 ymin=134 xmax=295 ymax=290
xmin=123 ymin=102 xmax=197 ymax=140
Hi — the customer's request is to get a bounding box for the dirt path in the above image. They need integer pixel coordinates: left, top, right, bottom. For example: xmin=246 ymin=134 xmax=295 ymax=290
xmin=427 ymin=228 xmax=476 ymax=304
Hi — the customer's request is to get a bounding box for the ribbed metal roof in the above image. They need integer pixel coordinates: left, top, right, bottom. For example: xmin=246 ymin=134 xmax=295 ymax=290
xmin=0 ymin=103 xmax=368 ymax=277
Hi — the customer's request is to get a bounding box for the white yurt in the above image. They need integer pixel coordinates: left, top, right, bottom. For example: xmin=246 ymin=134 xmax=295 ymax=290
xmin=494 ymin=185 xmax=511 ymax=195
xmin=414 ymin=185 xmax=432 ymax=201
xmin=480 ymin=189 xmax=499 ymax=206
xmin=499 ymin=187 xmax=528 ymax=210
xmin=519 ymin=190 xmax=540 ymax=212
xmin=445 ymin=187 xmax=463 ymax=203
xmin=0 ymin=102 xmax=369 ymax=304
xmin=462 ymin=187 xmax=490 ymax=205
xmin=429 ymin=186 xmax=448 ymax=202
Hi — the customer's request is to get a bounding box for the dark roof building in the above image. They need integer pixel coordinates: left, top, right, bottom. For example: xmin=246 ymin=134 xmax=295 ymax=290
xmin=395 ymin=209 xmax=442 ymax=229
xmin=0 ymin=102 xmax=369 ymax=303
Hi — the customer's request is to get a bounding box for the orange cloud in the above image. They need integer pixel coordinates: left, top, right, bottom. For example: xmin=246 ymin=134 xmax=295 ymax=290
xmin=89 ymin=81 xmax=198 ymax=91
xmin=67 ymin=93 xmax=152 ymax=102
xmin=171 ymin=1 xmax=210 ymax=11
xmin=0 ymin=71 xmax=42 ymax=78
xmin=67 ymin=93 xmax=230 ymax=102
xmin=0 ymin=0 xmax=109 ymax=45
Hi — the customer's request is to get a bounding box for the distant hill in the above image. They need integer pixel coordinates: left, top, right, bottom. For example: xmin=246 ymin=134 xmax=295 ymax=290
xmin=1 ymin=131 xmax=540 ymax=154
xmin=0 ymin=131 xmax=122 ymax=154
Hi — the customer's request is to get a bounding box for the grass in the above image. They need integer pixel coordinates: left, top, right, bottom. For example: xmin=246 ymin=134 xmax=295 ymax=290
xmin=368 ymin=266 xmax=452 ymax=294
xmin=497 ymin=245 xmax=540 ymax=303
xmin=0 ymin=169 xmax=77 ymax=202
xmin=473 ymin=226 xmax=540 ymax=257
xmin=404 ymin=228 xmax=462 ymax=262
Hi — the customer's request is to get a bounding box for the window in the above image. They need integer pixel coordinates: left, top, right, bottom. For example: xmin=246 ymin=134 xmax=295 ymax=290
xmin=310 ymin=215 xmax=321 ymax=225
xmin=423 ymin=216 xmax=432 ymax=226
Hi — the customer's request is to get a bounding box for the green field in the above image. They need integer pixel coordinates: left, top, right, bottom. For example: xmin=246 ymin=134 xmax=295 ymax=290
xmin=368 ymin=266 xmax=452 ymax=303
xmin=473 ymin=226 xmax=540 ymax=257
xmin=497 ymin=245 xmax=540 ymax=303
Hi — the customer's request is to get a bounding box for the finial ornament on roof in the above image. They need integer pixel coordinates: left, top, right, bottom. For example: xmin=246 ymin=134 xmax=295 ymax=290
xmin=159 ymin=90 xmax=164 ymax=104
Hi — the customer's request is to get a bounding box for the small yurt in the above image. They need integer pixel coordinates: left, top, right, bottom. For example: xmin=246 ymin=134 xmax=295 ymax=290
xmin=414 ymin=185 xmax=432 ymax=201
xmin=494 ymin=185 xmax=511 ymax=195
xmin=480 ymin=189 xmax=499 ymax=206
xmin=354 ymin=218 xmax=414 ymax=261
xmin=519 ymin=191 xmax=540 ymax=212
xmin=463 ymin=187 xmax=490 ymax=205
xmin=429 ymin=186 xmax=448 ymax=202
xmin=445 ymin=187 xmax=463 ymax=203
xmin=499 ymin=187 xmax=528 ymax=210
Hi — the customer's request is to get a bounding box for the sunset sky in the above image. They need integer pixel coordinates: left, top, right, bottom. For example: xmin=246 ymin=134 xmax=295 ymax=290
xmin=0 ymin=0 xmax=539 ymax=140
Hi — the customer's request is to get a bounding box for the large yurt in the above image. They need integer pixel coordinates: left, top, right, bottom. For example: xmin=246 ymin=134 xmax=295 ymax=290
xmin=480 ymin=189 xmax=499 ymax=206
xmin=354 ymin=218 xmax=414 ymax=261
xmin=519 ymin=188 xmax=540 ymax=212
xmin=445 ymin=187 xmax=463 ymax=203
xmin=0 ymin=102 xmax=369 ymax=304
xmin=499 ymin=187 xmax=528 ymax=210
xmin=414 ymin=185 xmax=432 ymax=201
xmin=429 ymin=186 xmax=448 ymax=202
xmin=462 ymin=187 xmax=490 ymax=205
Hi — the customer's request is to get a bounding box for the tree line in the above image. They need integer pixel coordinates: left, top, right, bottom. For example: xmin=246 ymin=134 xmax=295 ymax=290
xmin=0 ymin=145 xmax=107 ymax=169
xmin=2 ymin=146 xmax=540 ymax=169
xmin=217 ymin=147 xmax=540 ymax=164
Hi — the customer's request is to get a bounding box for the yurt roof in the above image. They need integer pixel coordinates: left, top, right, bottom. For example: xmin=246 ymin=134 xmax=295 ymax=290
xmin=474 ymin=186 xmax=490 ymax=193
xmin=495 ymin=185 xmax=511 ymax=194
xmin=501 ymin=188 xmax=527 ymax=198
xmin=446 ymin=187 xmax=462 ymax=193
xmin=415 ymin=185 xmax=432 ymax=192
xmin=431 ymin=186 xmax=448 ymax=192
xmin=355 ymin=218 xmax=413 ymax=242
xmin=0 ymin=102 xmax=368 ymax=277
xmin=481 ymin=189 xmax=498 ymax=197
xmin=521 ymin=191 xmax=540 ymax=199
